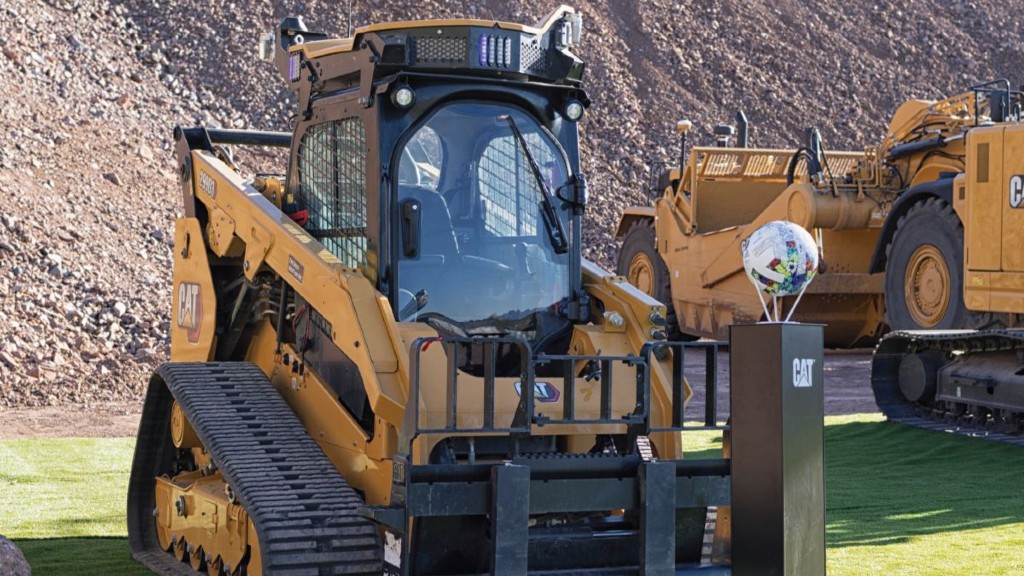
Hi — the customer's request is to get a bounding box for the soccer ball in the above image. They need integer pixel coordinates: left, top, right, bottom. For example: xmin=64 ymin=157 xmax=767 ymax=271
xmin=741 ymin=221 xmax=818 ymax=297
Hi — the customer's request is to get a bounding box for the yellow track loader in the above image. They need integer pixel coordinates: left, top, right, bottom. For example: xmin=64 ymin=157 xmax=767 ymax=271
xmin=126 ymin=7 xmax=785 ymax=575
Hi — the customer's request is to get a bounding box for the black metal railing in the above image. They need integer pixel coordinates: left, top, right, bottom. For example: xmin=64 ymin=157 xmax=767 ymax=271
xmin=530 ymin=352 xmax=648 ymax=428
xmin=647 ymin=160 xmax=672 ymax=200
xmin=970 ymin=79 xmax=1023 ymax=125
xmin=642 ymin=340 xmax=728 ymax=433
xmin=401 ymin=336 xmax=729 ymax=452
xmin=174 ymin=126 xmax=292 ymax=149
xmin=367 ymin=336 xmax=733 ymax=574
xmin=401 ymin=336 xmax=534 ymax=450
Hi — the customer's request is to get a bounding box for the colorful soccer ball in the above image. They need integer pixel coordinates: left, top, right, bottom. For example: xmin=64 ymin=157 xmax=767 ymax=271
xmin=741 ymin=221 xmax=818 ymax=296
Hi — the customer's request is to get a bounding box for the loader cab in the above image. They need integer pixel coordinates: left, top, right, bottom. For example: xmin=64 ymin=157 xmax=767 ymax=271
xmin=279 ymin=11 xmax=589 ymax=357
xmin=388 ymin=96 xmax=583 ymax=349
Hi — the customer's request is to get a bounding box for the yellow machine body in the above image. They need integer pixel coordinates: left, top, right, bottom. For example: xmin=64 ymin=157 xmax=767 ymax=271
xmin=617 ymin=144 xmax=888 ymax=347
xmin=961 ymin=124 xmax=1024 ymax=313
xmin=154 ymin=150 xmax=688 ymax=571
xmin=617 ymin=86 xmax=1024 ymax=346
xmin=868 ymin=83 xmax=1024 ymax=437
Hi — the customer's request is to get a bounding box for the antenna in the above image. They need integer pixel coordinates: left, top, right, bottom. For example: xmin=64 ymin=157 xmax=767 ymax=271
xmin=347 ymin=0 xmax=354 ymax=37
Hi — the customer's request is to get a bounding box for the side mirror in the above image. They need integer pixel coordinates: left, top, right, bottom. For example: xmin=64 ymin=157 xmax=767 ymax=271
xmin=400 ymin=198 xmax=421 ymax=259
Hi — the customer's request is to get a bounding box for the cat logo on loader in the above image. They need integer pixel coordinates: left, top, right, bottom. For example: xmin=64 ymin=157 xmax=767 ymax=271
xmin=176 ymin=282 xmax=202 ymax=343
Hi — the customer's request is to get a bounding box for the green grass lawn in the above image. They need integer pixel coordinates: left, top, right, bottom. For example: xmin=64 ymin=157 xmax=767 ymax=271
xmin=2 ymin=415 xmax=1023 ymax=575
xmin=0 ymin=438 xmax=150 ymax=575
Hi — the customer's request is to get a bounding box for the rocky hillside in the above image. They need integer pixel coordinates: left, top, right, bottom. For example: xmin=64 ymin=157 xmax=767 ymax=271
xmin=0 ymin=0 xmax=1021 ymax=407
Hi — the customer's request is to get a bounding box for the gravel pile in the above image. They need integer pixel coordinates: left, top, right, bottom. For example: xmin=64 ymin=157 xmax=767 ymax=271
xmin=1 ymin=0 xmax=1021 ymax=407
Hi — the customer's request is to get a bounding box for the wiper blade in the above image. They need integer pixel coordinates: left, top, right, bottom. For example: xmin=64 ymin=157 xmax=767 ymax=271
xmin=503 ymin=115 xmax=568 ymax=254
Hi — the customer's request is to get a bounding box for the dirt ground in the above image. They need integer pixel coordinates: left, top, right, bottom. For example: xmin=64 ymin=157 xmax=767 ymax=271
xmin=0 ymin=351 xmax=877 ymax=439
xmin=0 ymin=400 xmax=142 ymax=439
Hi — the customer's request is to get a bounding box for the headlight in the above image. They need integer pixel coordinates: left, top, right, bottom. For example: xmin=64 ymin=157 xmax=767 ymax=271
xmin=391 ymin=86 xmax=415 ymax=109
xmin=564 ymin=99 xmax=584 ymax=121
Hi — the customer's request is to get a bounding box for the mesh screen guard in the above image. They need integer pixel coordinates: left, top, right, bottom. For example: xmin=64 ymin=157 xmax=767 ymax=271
xmin=297 ymin=118 xmax=369 ymax=269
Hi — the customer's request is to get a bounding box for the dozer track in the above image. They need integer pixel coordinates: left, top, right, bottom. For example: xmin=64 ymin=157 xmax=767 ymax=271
xmin=127 ymin=362 xmax=381 ymax=575
xmin=872 ymin=330 xmax=1024 ymax=447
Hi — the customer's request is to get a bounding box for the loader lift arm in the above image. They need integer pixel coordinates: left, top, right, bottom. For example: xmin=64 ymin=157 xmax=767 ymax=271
xmin=173 ymin=126 xmax=408 ymax=426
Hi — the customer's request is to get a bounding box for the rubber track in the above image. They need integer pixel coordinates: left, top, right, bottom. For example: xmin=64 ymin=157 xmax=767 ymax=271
xmin=128 ymin=362 xmax=381 ymax=575
xmin=871 ymin=329 xmax=1024 ymax=447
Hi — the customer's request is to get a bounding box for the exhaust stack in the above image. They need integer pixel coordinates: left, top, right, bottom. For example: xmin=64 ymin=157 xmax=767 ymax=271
xmin=736 ymin=111 xmax=749 ymax=148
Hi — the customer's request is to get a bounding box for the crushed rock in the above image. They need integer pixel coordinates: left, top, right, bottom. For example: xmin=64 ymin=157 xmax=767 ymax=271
xmin=0 ymin=0 xmax=1020 ymax=408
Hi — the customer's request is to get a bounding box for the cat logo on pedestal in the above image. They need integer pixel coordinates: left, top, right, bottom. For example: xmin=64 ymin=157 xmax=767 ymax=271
xmin=177 ymin=282 xmax=203 ymax=343
xmin=793 ymin=357 xmax=815 ymax=388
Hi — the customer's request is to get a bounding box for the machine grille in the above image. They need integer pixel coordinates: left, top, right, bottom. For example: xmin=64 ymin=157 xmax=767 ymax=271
xmin=698 ymin=149 xmax=862 ymax=180
xmin=702 ymin=152 xmax=742 ymax=177
xmin=413 ymin=35 xmax=468 ymax=64
xmin=742 ymin=153 xmax=789 ymax=177
xmin=976 ymin=143 xmax=990 ymax=183
xmin=520 ymin=38 xmax=546 ymax=74
xmin=296 ymin=118 xmax=368 ymax=269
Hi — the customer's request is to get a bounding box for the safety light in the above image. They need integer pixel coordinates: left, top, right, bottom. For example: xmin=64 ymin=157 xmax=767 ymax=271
xmin=564 ymin=99 xmax=584 ymax=121
xmin=478 ymin=34 xmax=512 ymax=68
xmin=392 ymin=86 xmax=415 ymax=109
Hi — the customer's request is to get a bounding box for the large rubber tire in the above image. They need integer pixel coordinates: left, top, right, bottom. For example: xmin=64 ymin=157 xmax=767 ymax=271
xmin=616 ymin=219 xmax=696 ymax=341
xmin=884 ymin=197 xmax=994 ymax=330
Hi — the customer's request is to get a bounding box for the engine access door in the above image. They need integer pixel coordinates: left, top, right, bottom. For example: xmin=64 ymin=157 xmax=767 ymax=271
xmin=965 ymin=127 xmax=1003 ymax=273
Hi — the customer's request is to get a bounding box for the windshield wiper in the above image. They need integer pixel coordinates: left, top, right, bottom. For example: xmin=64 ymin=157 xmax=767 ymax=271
xmin=503 ymin=115 xmax=569 ymax=254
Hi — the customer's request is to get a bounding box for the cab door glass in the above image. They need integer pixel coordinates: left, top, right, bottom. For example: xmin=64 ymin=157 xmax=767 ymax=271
xmin=394 ymin=103 xmax=571 ymax=333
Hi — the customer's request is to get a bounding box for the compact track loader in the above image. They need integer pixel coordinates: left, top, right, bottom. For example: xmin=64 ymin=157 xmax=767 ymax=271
xmin=126 ymin=7 xmax=794 ymax=575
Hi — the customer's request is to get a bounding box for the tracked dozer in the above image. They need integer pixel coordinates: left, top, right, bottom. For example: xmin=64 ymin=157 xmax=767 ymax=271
xmin=125 ymin=7 xmax=804 ymax=575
